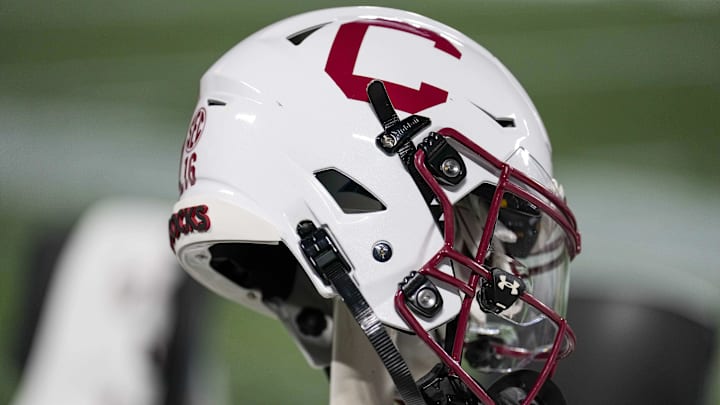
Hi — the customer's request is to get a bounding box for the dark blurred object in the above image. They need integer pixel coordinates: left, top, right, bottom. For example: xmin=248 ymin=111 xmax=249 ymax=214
xmin=14 ymin=226 xmax=70 ymax=370
xmin=554 ymin=296 xmax=716 ymax=405
xmin=162 ymin=275 xmax=207 ymax=405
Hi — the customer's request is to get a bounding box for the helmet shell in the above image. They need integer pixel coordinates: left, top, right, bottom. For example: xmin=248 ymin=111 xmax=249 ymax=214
xmin=171 ymin=6 xmax=552 ymax=330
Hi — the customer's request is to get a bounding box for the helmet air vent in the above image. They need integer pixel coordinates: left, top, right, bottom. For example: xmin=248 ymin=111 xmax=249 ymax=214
xmin=314 ymin=169 xmax=386 ymax=214
xmin=287 ymin=22 xmax=330 ymax=45
xmin=471 ymin=102 xmax=515 ymax=128
xmin=207 ymin=99 xmax=227 ymax=106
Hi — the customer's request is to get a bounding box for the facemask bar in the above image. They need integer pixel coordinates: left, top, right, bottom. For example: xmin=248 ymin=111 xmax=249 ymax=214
xmin=394 ymin=127 xmax=580 ymax=404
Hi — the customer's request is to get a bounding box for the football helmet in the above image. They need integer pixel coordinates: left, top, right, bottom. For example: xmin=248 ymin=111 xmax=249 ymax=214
xmin=169 ymin=6 xmax=581 ymax=405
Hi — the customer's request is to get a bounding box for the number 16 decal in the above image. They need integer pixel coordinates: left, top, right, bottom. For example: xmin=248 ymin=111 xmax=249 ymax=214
xmin=180 ymin=152 xmax=197 ymax=193
xmin=179 ymin=107 xmax=205 ymax=194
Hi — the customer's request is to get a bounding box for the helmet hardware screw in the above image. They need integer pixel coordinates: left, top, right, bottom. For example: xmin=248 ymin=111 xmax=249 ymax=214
xmin=400 ymin=271 xmax=443 ymax=318
xmin=416 ymin=287 xmax=439 ymax=310
xmin=441 ymin=158 xmax=461 ymax=178
xmin=296 ymin=307 xmax=328 ymax=337
xmin=380 ymin=134 xmax=397 ymax=148
xmin=419 ymin=132 xmax=466 ymax=186
xmin=372 ymin=241 xmax=392 ymax=262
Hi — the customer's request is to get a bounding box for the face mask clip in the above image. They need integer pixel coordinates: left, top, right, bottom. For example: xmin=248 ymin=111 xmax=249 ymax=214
xmin=418 ymin=132 xmax=466 ymax=186
xmin=399 ymin=271 xmax=444 ymax=318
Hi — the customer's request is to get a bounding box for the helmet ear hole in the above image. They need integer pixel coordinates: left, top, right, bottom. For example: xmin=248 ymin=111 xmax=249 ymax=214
xmin=208 ymin=242 xmax=297 ymax=302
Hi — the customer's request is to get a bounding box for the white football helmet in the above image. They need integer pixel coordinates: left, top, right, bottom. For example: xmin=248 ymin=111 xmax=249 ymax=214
xmin=170 ymin=6 xmax=581 ymax=405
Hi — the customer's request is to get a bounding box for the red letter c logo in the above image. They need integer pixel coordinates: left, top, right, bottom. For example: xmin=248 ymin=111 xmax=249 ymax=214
xmin=325 ymin=19 xmax=461 ymax=114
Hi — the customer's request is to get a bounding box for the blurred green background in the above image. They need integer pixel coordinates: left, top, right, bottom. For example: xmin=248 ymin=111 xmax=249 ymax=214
xmin=1 ymin=0 xmax=719 ymax=404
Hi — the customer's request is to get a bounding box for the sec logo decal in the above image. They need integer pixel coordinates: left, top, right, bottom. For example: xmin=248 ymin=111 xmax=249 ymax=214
xmin=179 ymin=107 xmax=206 ymax=194
xmin=185 ymin=107 xmax=206 ymax=152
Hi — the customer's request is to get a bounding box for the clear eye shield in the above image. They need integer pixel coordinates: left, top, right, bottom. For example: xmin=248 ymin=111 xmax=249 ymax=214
xmin=457 ymin=161 xmax=573 ymax=374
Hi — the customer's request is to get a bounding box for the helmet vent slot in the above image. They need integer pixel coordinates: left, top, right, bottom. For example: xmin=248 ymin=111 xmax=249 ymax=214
xmin=315 ymin=169 xmax=386 ymax=214
xmin=287 ymin=22 xmax=330 ymax=45
xmin=472 ymin=102 xmax=515 ymax=128
xmin=207 ymin=99 xmax=227 ymax=106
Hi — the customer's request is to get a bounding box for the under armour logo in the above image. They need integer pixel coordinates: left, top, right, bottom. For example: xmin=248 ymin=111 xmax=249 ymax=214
xmin=497 ymin=274 xmax=521 ymax=296
xmin=477 ymin=269 xmax=526 ymax=314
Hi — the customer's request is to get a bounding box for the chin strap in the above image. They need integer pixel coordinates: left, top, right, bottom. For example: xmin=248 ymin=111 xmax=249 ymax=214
xmin=297 ymin=220 xmax=427 ymax=405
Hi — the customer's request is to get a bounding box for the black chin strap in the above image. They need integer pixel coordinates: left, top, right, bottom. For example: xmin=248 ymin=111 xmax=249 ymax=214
xmin=297 ymin=221 xmax=426 ymax=405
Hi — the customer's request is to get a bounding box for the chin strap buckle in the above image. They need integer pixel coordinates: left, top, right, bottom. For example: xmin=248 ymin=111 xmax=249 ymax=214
xmin=297 ymin=220 xmax=350 ymax=284
xmin=477 ymin=268 xmax=526 ymax=314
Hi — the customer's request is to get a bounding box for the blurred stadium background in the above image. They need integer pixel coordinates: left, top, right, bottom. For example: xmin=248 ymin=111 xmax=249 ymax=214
xmin=1 ymin=0 xmax=718 ymax=404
